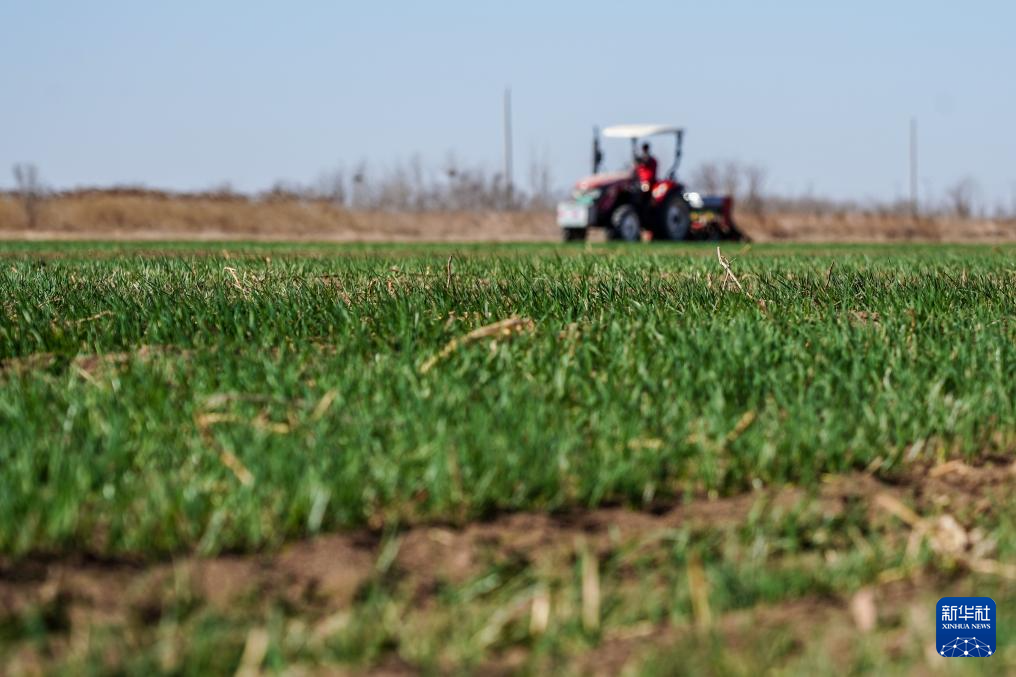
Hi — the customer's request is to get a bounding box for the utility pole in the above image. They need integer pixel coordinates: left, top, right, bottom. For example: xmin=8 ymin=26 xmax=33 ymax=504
xmin=909 ymin=117 xmax=918 ymax=222
xmin=503 ymin=87 xmax=514 ymax=210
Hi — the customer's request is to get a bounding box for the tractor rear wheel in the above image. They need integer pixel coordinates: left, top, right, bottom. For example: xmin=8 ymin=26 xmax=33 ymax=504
xmin=609 ymin=205 xmax=641 ymax=242
xmin=562 ymin=228 xmax=588 ymax=242
xmin=655 ymin=194 xmax=691 ymax=241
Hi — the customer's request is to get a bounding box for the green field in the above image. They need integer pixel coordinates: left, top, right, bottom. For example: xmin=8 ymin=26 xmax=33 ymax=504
xmin=1 ymin=241 xmax=1014 ymax=674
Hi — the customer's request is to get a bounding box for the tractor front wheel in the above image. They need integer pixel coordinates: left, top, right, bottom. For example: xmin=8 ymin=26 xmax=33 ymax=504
xmin=609 ymin=205 xmax=641 ymax=242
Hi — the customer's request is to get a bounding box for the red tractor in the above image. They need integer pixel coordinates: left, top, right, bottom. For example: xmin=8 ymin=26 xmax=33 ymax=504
xmin=557 ymin=124 xmax=747 ymax=242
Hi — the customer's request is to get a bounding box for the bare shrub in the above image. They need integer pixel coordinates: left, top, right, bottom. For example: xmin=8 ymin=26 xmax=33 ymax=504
xmin=870 ymin=198 xmax=916 ymax=219
xmin=690 ymin=161 xmax=768 ymax=216
xmin=743 ymin=165 xmax=766 ymax=216
xmin=945 ymin=178 xmax=979 ymax=219
xmin=206 ymin=182 xmax=240 ymax=201
xmin=12 ymin=163 xmax=44 ymax=228
xmin=329 ymin=154 xmax=546 ymax=212
xmin=374 ymin=162 xmax=412 ymax=211
xmin=351 ymin=161 xmax=370 ymax=209
xmin=245 ymin=150 xmax=557 ymax=213
xmin=409 ymin=155 xmax=427 ymax=211
xmin=721 ymin=161 xmax=742 ymax=198
xmin=690 ymin=162 xmax=721 ymax=194
xmin=527 ymin=148 xmax=554 ymax=210
xmin=310 ymin=170 xmax=348 ymax=206
xmin=261 ymin=181 xmax=304 ymax=203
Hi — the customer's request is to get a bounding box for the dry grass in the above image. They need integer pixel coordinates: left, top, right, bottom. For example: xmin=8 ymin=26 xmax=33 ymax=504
xmin=1 ymin=191 xmax=1014 ymax=242
xmin=0 ymin=196 xmax=21 ymax=228
xmin=0 ymin=192 xmax=554 ymax=242
xmin=746 ymin=210 xmax=1016 ymax=242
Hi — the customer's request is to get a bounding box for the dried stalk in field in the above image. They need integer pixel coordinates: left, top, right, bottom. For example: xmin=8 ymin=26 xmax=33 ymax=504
xmin=420 ymin=317 xmax=535 ymax=374
xmin=715 ymin=246 xmax=745 ymax=294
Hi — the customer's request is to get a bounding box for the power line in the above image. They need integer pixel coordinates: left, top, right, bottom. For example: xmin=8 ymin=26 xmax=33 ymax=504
xmin=910 ymin=117 xmax=918 ymax=220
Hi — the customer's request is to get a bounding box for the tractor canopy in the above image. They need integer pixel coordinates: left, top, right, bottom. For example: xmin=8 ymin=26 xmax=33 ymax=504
xmin=591 ymin=123 xmax=685 ymax=181
xmin=601 ymin=124 xmax=682 ymax=139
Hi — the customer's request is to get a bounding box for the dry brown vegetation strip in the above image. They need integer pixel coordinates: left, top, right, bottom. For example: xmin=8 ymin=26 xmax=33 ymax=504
xmin=3 ymin=192 xmax=1016 ymax=242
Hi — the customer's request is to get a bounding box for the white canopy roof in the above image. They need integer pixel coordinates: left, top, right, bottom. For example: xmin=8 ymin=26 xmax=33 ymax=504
xmin=602 ymin=124 xmax=681 ymax=139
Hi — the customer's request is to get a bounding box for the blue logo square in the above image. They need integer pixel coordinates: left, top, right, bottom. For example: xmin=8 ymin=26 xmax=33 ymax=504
xmin=937 ymin=597 xmax=996 ymax=657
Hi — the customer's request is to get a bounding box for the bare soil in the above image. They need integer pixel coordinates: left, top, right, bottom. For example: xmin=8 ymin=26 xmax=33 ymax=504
xmin=2 ymin=460 xmax=1011 ymax=667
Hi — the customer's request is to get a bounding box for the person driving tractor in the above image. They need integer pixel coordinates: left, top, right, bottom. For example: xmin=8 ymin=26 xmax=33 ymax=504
xmin=634 ymin=142 xmax=658 ymax=186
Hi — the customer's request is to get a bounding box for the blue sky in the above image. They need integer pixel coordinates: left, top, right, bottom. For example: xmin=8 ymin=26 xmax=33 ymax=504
xmin=1 ymin=1 xmax=1013 ymax=207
